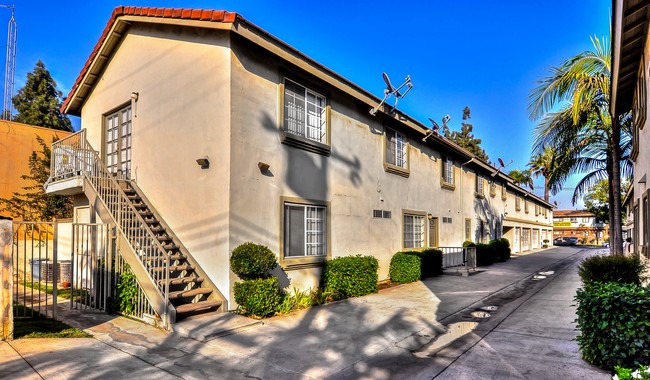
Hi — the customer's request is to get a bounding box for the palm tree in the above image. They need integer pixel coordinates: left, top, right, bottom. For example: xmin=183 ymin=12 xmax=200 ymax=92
xmin=527 ymin=36 xmax=630 ymax=255
xmin=508 ymin=169 xmax=534 ymax=191
xmin=528 ymin=146 xmax=555 ymax=202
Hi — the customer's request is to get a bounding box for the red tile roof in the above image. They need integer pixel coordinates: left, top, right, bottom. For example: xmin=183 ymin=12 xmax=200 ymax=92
xmin=61 ymin=6 xmax=239 ymax=113
xmin=553 ymin=210 xmax=595 ymax=218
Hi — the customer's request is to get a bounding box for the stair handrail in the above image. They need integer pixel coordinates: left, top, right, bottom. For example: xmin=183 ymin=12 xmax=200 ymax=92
xmin=50 ymin=129 xmax=172 ymax=325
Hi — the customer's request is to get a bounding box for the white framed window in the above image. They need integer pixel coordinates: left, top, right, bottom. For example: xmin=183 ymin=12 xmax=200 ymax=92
xmin=386 ymin=129 xmax=408 ymax=169
xmin=403 ymin=213 xmax=425 ymax=249
xmin=442 ymin=156 xmax=454 ymax=184
xmin=284 ymin=202 xmax=327 ymax=257
xmin=284 ymin=79 xmax=327 ymax=144
xmin=476 ymin=175 xmax=484 ymax=195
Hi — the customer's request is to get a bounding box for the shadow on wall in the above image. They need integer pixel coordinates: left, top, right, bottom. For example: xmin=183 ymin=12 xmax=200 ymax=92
xmin=473 ymin=197 xmax=504 ymax=243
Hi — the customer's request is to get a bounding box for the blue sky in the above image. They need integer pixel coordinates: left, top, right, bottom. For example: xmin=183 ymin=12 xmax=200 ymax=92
xmin=6 ymin=1 xmax=610 ymax=208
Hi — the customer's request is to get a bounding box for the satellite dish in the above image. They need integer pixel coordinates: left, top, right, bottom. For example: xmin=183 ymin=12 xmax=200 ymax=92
xmin=498 ymin=157 xmax=505 ymax=168
xmin=422 ymin=118 xmax=440 ymax=142
xmin=554 ymin=201 xmax=558 ymax=206
xmin=442 ymin=115 xmax=451 ymax=126
xmin=370 ymin=72 xmax=414 ymax=116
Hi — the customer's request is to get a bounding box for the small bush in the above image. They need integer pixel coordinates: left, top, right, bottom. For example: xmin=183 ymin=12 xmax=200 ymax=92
xmin=462 ymin=240 xmax=475 ymax=247
xmin=233 ymin=277 xmax=281 ymax=317
xmin=230 ymin=242 xmax=278 ymax=280
xmin=322 ymin=255 xmax=378 ymax=299
xmin=409 ymin=248 xmax=443 ymax=278
xmin=578 ymin=255 xmax=646 ymax=286
xmin=475 ymin=243 xmax=497 ymax=266
xmin=491 ymin=238 xmax=511 ymax=262
xmin=389 ymin=252 xmax=421 ymax=283
xmin=575 ymin=282 xmax=650 ymax=369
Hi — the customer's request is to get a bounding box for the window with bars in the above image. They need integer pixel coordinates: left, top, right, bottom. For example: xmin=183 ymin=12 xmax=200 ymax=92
xmin=284 ymin=79 xmax=327 ymax=144
xmin=386 ymin=128 xmax=408 ymax=169
xmin=105 ymin=105 xmax=132 ymax=179
xmin=442 ymin=156 xmax=454 ymax=185
xmin=403 ymin=213 xmax=425 ymax=249
xmin=475 ymin=175 xmax=484 ymax=195
xmin=284 ymin=203 xmax=327 ymax=257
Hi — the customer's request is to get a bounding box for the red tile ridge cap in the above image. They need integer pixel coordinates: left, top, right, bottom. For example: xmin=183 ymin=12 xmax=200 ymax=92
xmin=61 ymin=6 xmax=239 ymax=114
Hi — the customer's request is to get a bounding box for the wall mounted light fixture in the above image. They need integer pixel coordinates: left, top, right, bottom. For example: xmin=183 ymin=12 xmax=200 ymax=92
xmin=196 ymin=157 xmax=210 ymax=169
xmin=258 ymin=161 xmax=270 ymax=172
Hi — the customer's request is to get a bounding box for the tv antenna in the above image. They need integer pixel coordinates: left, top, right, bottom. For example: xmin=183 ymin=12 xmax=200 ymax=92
xmin=1 ymin=4 xmax=16 ymax=120
xmin=490 ymin=157 xmax=513 ymax=177
xmin=369 ymin=72 xmax=413 ymax=116
xmin=422 ymin=115 xmax=451 ymax=142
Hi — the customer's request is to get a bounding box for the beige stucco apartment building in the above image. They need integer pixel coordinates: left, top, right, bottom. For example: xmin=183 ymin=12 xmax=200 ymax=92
xmin=612 ymin=0 xmax=650 ymax=260
xmin=46 ymin=7 xmax=553 ymax=323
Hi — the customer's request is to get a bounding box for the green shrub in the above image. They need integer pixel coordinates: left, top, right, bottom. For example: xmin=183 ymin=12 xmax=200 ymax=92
xmin=613 ymin=365 xmax=650 ymax=380
xmin=230 ymin=242 xmax=278 ymax=280
xmin=233 ymin=277 xmax=281 ymax=317
xmin=409 ymin=248 xmax=443 ymax=278
xmin=322 ymin=255 xmax=378 ymax=299
xmin=389 ymin=252 xmax=421 ymax=283
xmin=578 ymin=255 xmax=646 ymax=286
xmin=491 ymin=238 xmax=511 ymax=262
xmin=575 ymin=282 xmax=650 ymax=369
xmin=462 ymin=240 xmax=475 ymax=247
xmin=475 ymin=243 xmax=497 ymax=266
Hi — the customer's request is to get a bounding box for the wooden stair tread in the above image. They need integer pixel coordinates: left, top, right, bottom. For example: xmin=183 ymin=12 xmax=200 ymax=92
xmin=159 ymin=276 xmax=204 ymax=286
xmin=152 ymin=264 xmax=193 ymax=272
xmin=175 ymin=300 xmax=222 ymax=314
xmin=142 ymin=253 xmax=186 ymax=261
xmin=169 ymin=288 xmax=213 ymax=299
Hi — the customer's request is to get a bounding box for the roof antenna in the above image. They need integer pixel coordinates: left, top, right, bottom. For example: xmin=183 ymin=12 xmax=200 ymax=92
xmin=491 ymin=157 xmax=513 ymax=177
xmin=370 ymin=72 xmax=413 ymax=116
xmin=422 ymin=115 xmax=450 ymax=142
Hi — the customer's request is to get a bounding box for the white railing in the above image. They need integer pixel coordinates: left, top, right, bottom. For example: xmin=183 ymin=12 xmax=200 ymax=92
xmin=49 ymin=130 xmax=172 ymax=327
xmin=439 ymin=247 xmax=477 ymax=272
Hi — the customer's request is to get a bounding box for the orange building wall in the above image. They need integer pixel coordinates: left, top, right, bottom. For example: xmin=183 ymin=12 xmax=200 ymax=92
xmin=0 ymin=121 xmax=72 ymax=218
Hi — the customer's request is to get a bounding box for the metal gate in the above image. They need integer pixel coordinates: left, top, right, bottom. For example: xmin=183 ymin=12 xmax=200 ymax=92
xmin=12 ymin=221 xmax=112 ymax=319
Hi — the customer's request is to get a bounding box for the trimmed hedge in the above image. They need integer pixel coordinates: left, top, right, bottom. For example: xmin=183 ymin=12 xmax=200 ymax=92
xmin=494 ymin=238 xmax=511 ymax=262
xmin=475 ymin=243 xmax=496 ymax=266
xmin=389 ymin=249 xmax=443 ymax=283
xmin=410 ymin=249 xmax=443 ymax=278
xmin=230 ymin=242 xmax=278 ymax=280
xmin=233 ymin=277 xmax=281 ymax=317
xmin=389 ymin=252 xmax=421 ymax=283
xmin=322 ymin=255 xmax=378 ymax=299
xmin=578 ymin=255 xmax=646 ymax=286
xmin=575 ymin=282 xmax=650 ymax=369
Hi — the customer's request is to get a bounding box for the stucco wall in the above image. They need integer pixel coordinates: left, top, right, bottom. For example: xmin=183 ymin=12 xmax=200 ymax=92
xmin=78 ymin=23 xmax=233 ymax=304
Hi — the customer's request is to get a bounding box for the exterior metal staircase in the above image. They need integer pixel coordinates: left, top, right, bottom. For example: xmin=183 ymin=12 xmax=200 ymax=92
xmin=47 ymin=130 xmax=226 ymax=328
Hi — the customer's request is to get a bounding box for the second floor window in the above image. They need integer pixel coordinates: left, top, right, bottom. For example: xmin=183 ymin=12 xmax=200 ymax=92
xmin=284 ymin=79 xmax=327 ymax=144
xmin=386 ymin=129 xmax=407 ymax=168
xmin=442 ymin=156 xmax=454 ymax=184
xmin=476 ymin=175 xmax=484 ymax=195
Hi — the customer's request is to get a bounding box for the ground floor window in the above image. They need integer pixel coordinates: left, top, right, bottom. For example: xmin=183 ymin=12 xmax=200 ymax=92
xmin=404 ymin=213 xmax=425 ymax=249
xmin=284 ymin=202 xmax=327 ymax=257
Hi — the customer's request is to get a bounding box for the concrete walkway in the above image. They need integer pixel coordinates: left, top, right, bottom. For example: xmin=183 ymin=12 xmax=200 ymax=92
xmin=0 ymin=247 xmax=611 ymax=379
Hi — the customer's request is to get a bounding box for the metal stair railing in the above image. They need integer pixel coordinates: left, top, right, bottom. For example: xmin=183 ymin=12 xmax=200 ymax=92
xmin=50 ymin=129 xmax=172 ymax=326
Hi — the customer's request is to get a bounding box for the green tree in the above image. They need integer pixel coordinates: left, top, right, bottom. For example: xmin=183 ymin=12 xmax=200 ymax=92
xmin=442 ymin=106 xmax=489 ymax=162
xmin=0 ymin=135 xmax=73 ymax=220
xmin=527 ymin=36 xmax=631 ymax=255
xmin=508 ymin=169 xmax=534 ymax=191
xmin=12 ymin=60 xmax=73 ymax=132
xmin=584 ymin=179 xmax=629 ymax=224
xmin=528 ymin=146 xmax=556 ymax=202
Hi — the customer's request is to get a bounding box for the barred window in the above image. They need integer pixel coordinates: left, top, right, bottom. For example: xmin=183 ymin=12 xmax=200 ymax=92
xmin=386 ymin=129 xmax=407 ymax=168
xmin=284 ymin=203 xmax=326 ymax=257
xmin=442 ymin=157 xmax=454 ymax=184
xmin=403 ymin=214 xmax=425 ymax=249
xmin=284 ymin=79 xmax=327 ymax=144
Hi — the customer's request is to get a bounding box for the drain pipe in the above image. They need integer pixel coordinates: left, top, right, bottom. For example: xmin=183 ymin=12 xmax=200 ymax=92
xmin=459 ymin=157 xmax=475 ymax=221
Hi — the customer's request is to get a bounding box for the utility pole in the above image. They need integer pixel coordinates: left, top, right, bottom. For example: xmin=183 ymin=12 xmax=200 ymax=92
xmin=1 ymin=4 xmax=16 ymax=120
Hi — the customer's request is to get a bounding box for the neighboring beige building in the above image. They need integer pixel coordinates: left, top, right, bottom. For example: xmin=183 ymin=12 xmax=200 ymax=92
xmin=0 ymin=120 xmax=71 ymax=219
xmin=552 ymin=210 xmax=608 ymax=244
xmin=46 ymin=7 xmax=553 ymax=326
xmin=612 ymin=0 xmax=650 ymax=260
